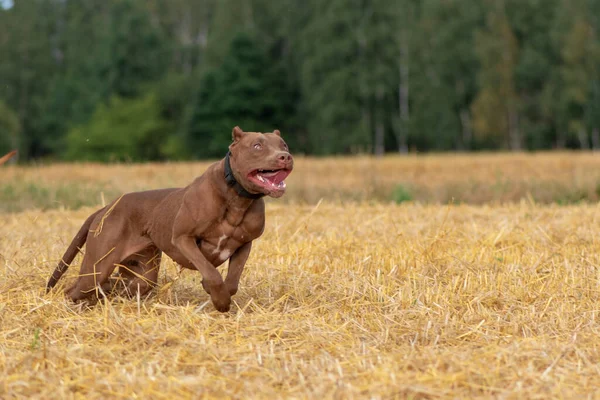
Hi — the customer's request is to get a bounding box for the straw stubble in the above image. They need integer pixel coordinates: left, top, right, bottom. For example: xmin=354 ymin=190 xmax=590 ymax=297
xmin=1 ymin=201 xmax=600 ymax=398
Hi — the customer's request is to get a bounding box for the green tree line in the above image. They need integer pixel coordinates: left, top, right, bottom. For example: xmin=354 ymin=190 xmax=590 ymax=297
xmin=1 ymin=0 xmax=600 ymax=161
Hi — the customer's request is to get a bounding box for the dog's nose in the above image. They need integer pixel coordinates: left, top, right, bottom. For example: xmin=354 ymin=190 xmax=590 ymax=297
xmin=277 ymin=152 xmax=292 ymax=163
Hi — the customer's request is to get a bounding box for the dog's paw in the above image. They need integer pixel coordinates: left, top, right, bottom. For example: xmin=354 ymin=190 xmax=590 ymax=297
xmin=210 ymin=284 xmax=231 ymax=313
xmin=213 ymin=300 xmax=231 ymax=313
xmin=211 ymin=294 xmax=231 ymax=312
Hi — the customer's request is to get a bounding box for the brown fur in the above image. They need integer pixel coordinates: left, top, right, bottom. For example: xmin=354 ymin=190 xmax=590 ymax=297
xmin=47 ymin=127 xmax=293 ymax=312
xmin=0 ymin=150 xmax=17 ymax=166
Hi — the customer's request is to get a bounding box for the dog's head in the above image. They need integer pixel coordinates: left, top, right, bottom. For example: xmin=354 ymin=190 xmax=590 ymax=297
xmin=228 ymin=126 xmax=294 ymax=198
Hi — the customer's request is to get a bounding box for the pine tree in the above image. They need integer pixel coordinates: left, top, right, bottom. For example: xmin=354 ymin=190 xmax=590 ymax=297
xmin=505 ymin=0 xmax=558 ymax=149
xmin=33 ymin=0 xmax=170 ymax=157
xmin=588 ymin=0 xmax=600 ymax=149
xmin=145 ymin=0 xmax=214 ymax=74
xmin=245 ymin=0 xmax=305 ymax=152
xmin=185 ymin=32 xmax=291 ymax=158
xmin=0 ymin=0 xmax=62 ymax=158
xmin=543 ymin=0 xmax=598 ymax=149
xmin=296 ymin=0 xmax=369 ymax=154
xmin=558 ymin=0 xmax=596 ymax=149
xmin=409 ymin=0 xmax=483 ymax=151
xmin=203 ymin=0 xmax=255 ymax=69
xmin=360 ymin=0 xmax=402 ymax=155
xmin=0 ymin=100 xmax=20 ymax=155
xmin=472 ymin=0 xmax=521 ymax=150
xmin=107 ymin=0 xmax=169 ymax=98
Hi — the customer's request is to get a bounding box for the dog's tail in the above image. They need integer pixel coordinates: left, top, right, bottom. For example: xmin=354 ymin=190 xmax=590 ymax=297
xmin=0 ymin=150 xmax=17 ymax=166
xmin=46 ymin=208 xmax=103 ymax=292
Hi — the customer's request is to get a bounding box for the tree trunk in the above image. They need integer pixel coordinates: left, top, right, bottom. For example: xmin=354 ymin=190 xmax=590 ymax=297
xmin=52 ymin=2 xmax=65 ymax=65
xmin=507 ymin=108 xmax=521 ymax=151
xmin=180 ymin=8 xmax=192 ymax=74
xmin=592 ymin=127 xmax=600 ymax=150
xmin=397 ymin=34 xmax=409 ymax=154
xmin=374 ymin=87 xmax=385 ymax=157
xmin=459 ymin=108 xmax=472 ymax=150
xmin=556 ymin=129 xmax=566 ymax=149
xmin=577 ymin=127 xmax=589 ymax=150
xmin=356 ymin=0 xmax=371 ymax=154
xmin=195 ymin=5 xmax=210 ymax=72
xmin=244 ymin=1 xmax=254 ymax=29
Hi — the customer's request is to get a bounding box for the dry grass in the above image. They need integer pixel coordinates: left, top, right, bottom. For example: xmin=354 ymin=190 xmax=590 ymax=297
xmin=2 ymin=198 xmax=600 ymax=398
xmin=4 ymin=151 xmax=600 ymax=212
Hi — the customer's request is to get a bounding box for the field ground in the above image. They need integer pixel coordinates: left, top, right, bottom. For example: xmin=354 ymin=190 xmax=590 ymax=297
xmin=2 ymin=199 xmax=600 ymax=398
xmin=2 ymin=153 xmax=600 ymax=398
xmin=4 ymin=151 xmax=600 ymax=212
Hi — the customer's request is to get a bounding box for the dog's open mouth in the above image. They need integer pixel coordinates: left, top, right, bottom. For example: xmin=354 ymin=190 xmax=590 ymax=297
xmin=248 ymin=168 xmax=291 ymax=192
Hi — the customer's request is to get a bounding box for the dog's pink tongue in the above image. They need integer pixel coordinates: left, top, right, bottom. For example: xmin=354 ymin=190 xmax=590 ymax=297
xmin=262 ymin=170 xmax=289 ymax=184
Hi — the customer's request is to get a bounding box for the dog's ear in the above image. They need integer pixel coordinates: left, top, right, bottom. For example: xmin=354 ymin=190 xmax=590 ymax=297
xmin=273 ymin=129 xmax=281 ymax=137
xmin=232 ymin=126 xmax=245 ymax=143
xmin=0 ymin=150 xmax=17 ymax=166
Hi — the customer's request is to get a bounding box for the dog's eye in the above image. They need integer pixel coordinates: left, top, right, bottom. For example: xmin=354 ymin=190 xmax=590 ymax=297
xmin=283 ymin=144 xmax=289 ymax=151
xmin=254 ymin=143 xmax=262 ymax=150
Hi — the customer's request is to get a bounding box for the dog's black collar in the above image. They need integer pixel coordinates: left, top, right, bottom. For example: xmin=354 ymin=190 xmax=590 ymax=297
xmin=224 ymin=151 xmax=265 ymax=200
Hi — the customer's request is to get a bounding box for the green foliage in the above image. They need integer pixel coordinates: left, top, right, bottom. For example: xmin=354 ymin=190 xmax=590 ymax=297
xmin=0 ymin=100 xmax=20 ymax=154
xmin=30 ymin=328 xmax=41 ymax=351
xmin=0 ymin=1 xmax=60 ymax=158
xmin=1 ymin=0 xmax=600 ymax=161
xmin=65 ymin=93 xmax=171 ymax=162
xmin=472 ymin=2 xmax=520 ymax=149
xmin=203 ymin=0 xmax=254 ymax=69
xmin=295 ymin=0 xmax=369 ymax=154
xmin=155 ymin=71 xmax=202 ymax=159
xmin=409 ymin=0 xmax=482 ymax=150
xmin=185 ymin=32 xmax=293 ymax=158
xmin=391 ymin=184 xmax=413 ymax=204
xmin=108 ymin=0 xmax=169 ymax=98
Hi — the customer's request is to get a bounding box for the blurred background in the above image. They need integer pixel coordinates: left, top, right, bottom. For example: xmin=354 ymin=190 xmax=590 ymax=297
xmin=1 ymin=0 xmax=600 ymax=162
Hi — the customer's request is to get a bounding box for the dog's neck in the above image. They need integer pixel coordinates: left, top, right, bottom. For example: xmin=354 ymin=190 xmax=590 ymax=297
xmin=224 ymin=151 xmax=265 ymax=200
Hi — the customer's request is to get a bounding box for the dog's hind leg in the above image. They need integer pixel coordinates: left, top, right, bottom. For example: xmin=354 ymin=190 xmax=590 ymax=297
xmin=115 ymin=247 xmax=162 ymax=297
xmin=66 ymin=238 xmax=153 ymax=302
xmin=66 ymin=248 xmax=122 ymax=301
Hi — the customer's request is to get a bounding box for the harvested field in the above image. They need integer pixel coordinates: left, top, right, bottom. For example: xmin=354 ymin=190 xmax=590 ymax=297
xmin=2 ymin=199 xmax=600 ymax=398
xmin=3 ymin=152 xmax=600 ymax=212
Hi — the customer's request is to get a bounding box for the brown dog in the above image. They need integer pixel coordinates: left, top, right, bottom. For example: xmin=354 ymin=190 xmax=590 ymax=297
xmin=46 ymin=127 xmax=293 ymax=312
xmin=0 ymin=150 xmax=17 ymax=166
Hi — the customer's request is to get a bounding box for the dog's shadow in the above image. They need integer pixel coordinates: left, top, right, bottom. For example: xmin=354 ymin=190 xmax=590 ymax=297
xmin=56 ymin=269 xmax=268 ymax=314
xmin=149 ymin=276 xmax=267 ymax=314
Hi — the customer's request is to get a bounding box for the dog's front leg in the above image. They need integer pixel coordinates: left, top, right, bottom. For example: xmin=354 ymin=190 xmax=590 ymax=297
xmin=172 ymin=200 xmax=231 ymax=312
xmin=225 ymin=241 xmax=252 ymax=296
xmin=172 ymin=235 xmax=231 ymax=312
xmin=174 ymin=237 xmax=230 ymax=312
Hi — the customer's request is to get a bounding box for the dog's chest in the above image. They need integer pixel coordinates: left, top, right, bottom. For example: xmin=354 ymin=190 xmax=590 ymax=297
xmin=199 ymin=229 xmax=243 ymax=266
xmin=199 ymin=207 xmax=264 ymax=265
xmin=215 ymin=209 xmax=260 ymax=243
xmin=210 ymin=233 xmax=232 ymax=261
